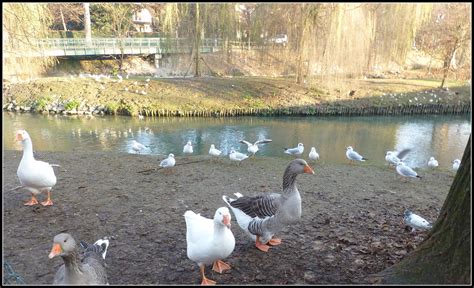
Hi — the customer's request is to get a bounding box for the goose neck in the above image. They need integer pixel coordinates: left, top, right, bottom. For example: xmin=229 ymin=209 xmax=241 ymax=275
xmin=21 ymin=139 xmax=34 ymax=161
xmin=282 ymin=171 xmax=297 ymax=191
xmin=62 ymin=249 xmax=83 ymax=273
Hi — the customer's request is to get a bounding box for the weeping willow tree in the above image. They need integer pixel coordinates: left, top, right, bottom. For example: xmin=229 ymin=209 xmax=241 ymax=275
xmin=158 ymin=3 xmax=239 ymax=76
xmin=3 ymin=3 xmax=57 ymax=80
xmin=371 ymin=3 xmax=433 ymax=70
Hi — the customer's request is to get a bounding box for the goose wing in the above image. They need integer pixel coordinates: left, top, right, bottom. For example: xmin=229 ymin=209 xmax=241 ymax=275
xmin=82 ymin=258 xmax=108 ymax=284
xmin=228 ymin=193 xmax=282 ymax=218
xmin=184 ymin=211 xmax=213 ymax=244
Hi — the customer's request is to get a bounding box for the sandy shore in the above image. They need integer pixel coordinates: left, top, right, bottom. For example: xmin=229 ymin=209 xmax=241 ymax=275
xmin=2 ymin=150 xmax=454 ymax=284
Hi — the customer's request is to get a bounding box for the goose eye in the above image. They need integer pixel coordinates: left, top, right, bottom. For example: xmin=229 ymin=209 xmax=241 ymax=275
xmin=64 ymin=239 xmax=67 ymax=243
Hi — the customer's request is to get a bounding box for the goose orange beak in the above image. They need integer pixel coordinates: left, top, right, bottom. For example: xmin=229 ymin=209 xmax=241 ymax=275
xmin=15 ymin=132 xmax=23 ymax=142
xmin=48 ymin=243 xmax=62 ymax=259
xmin=304 ymin=165 xmax=315 ymax=175
xmin=222 ymin=214 xmax=231 ymax=228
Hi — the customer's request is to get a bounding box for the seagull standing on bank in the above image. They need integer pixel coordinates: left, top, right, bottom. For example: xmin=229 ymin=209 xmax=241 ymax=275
xmin=209 ymin=144 xmax=222 ymax=157
xmin=229 ymin=149 xmax=248 ymax=164
xmin=160 ymin=153 xmax=176 ymax=173
xmin=452 ymin=159 xmax=461 ymax=171
xmin=427 ymin=157 xmax=439 ymax=168
xmin=183 ymin=141 xmax=193 ymax=155
xmin=284 ymin=143 xmax=304 ymax=156
xmin=404 ymin=209 xmax=432 ymax=234
xmin=309 ymin=147 xmax=320 ymax=162
xmin=346 ymin=146 xmax=367 ymax=163
xmin=396 ymin=161 xmax=422 ymax=180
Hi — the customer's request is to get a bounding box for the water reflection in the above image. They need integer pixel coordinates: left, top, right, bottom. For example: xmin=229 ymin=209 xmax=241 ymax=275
xmin=3 ymin=112 xmax=470 ymax=168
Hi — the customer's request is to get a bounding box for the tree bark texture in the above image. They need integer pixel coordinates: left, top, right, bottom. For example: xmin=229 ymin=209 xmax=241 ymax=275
xmin=371 ymin=135 xmax=471 ymax=284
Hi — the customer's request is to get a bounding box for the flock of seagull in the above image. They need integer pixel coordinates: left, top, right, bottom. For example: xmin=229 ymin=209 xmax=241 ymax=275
xmin=13 ymin=128 xmax=462 ymax=285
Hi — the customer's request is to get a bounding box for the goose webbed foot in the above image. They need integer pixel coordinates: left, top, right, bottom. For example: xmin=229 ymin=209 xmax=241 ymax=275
xmin=212 ymin=260 xmax=231 ymax=273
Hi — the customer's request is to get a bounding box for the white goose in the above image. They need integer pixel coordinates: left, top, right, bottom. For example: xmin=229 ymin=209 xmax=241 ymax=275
xmin=184 ymin=207 xmax=235 ymax=285
xmin=239 ymin=139 xmax=272 ymax=156
xmin=16 ymin=130 xmax=57 ymax=206
xmin=223 ymin=159 xmax=314 ymax=252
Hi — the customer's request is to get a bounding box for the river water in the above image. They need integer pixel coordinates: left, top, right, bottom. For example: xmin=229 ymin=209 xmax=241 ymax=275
xmin=3 ymin=112 xmax=470 ymax=169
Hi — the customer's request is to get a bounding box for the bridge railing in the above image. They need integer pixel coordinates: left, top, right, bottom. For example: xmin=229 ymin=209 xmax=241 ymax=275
xmin=33 ymin=38 xmax=223 ymax=53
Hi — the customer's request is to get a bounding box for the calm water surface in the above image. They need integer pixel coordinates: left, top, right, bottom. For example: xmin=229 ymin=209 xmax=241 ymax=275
xmin=3 ymin=112 xmax=471 ymax=169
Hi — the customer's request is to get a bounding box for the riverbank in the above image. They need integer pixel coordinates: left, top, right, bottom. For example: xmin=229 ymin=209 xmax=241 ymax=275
xmin=2 ymin=76 xmax=471 ymax=117
xmin=3 ymin=150 xmax=455 ymax=284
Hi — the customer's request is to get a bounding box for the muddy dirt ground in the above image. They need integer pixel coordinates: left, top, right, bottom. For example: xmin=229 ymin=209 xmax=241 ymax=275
xmin=3 ymin=150 xmax=455 ymax=284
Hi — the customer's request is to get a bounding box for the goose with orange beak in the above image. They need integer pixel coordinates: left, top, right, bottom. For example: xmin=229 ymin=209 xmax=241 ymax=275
xmin=48 ymin=233 xmax=110 ymax=284
xmin=184 ymin=207 xmax=235 ymax=285
xmin=223 ymin=159 xmax=314 ymax=252
xmin=15 ymin=130 xmax=57 ymax=206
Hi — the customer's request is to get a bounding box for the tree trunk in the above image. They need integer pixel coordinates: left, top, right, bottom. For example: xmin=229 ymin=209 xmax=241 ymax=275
xmin=60 ymin=7 xmax=68 ymax=32
xmin=194 ymin=3 xmax=201 ymax=77
xmin=84 ymin=3 xmax=92 ymax=45
xmin=370 ymin=135 xmax=471 ymax=284
xmin=440 ymin=39 xmax=459 ymax=88
xmin=296 ymin=20 xmax=306 ymax=84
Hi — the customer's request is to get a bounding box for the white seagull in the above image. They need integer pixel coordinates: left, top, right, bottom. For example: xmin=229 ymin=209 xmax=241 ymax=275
xmin=427 ymin=157 xmax=439 ymax=168
xmin=183 ymin=141 xmax=193 ymax=154
xmin=346 ymin=146 xmax=367 ymax=163
xmin=396 ymin=161 xmax=422 ymax=179
xmin=239 ymin=139 xmax=272 ymax=156
xmin=452 ymin=159 xmax=461 ymax=171
xmin=309 ymin=147 xmax=320 ymax=162
xmin=404 ymin=209 xmax=432 ymax=234
xmin=131 ymin=140 xmax=147 ymax=154
xmin=160 ymin=153 xmax=176 ymax=170
xmin=209 ymin=144 xmax=222 ymax=157
xmin=385 ymin=149 xmax=411 ymax=167
xmin=284 ymin=143 xmax=304 ymax=156
xmin=229 ymin=149 xmax=248 ymax=164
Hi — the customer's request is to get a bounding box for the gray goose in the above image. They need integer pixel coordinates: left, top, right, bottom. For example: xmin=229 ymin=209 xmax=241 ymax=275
xmin=48 ymin=233 xmax=110 ymax=284
xmin=223 ymin=159 xmax=314 ymax=252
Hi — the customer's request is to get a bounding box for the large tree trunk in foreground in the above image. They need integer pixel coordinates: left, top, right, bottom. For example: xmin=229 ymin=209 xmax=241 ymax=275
xmin=371 ymin=135 xmax=471 ymax=284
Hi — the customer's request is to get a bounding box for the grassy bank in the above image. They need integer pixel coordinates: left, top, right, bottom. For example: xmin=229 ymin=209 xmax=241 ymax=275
xmin=2 ymin=76 xmax=471 ymax=117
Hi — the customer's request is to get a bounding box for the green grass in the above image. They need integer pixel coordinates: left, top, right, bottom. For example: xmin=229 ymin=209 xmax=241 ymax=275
xmin=64 ymin=99 xmax=80 ymax=111
xmin=34 ymin=96 xmax=52 ymax=111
